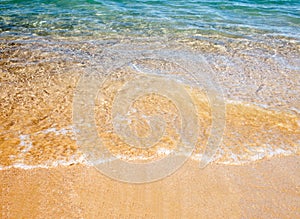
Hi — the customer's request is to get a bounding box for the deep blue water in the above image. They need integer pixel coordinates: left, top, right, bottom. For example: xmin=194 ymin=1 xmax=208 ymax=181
xmin=0 ymin=0 xmax=299 ymax=40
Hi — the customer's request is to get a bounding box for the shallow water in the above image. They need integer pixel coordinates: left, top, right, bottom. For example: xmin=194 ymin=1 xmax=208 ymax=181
xmin=0 ymin=37 xmax=299 ymax=169
xmin=0 ymin=1 xmax=299 ymax=169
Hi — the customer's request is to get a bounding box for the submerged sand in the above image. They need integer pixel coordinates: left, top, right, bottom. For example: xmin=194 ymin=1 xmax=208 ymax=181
xmin=0 ymin=39 xmax=299 ymax=167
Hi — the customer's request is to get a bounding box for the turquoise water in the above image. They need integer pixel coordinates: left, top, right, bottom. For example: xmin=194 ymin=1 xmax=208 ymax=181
xmin=1 ymin=0 xmax=299 ymax=40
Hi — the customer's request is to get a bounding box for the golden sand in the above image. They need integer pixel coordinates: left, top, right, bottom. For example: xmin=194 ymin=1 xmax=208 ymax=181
xmin=1 ymin=156 xmax=299 ymax=218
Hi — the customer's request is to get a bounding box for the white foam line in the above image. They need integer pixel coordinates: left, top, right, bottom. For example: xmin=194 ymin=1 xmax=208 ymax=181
xmin=1 ymin=147 xmax=296 ymax=170
xmin=0 ymin=149 xmax=186 ymax=170
xmin=190 ymin=147 xmax=296 ymax=165
xmin=0 ymin=154 xmax=88 ymax=170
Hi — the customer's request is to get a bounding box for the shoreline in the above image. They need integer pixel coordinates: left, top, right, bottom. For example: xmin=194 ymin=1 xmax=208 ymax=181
xmin=1 ymin=0 xmax=300 ymax=217
xmin=1 ymin=36 xmax=299 ymax=218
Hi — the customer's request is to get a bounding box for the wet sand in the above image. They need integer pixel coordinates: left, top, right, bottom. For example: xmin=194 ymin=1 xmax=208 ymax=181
xmin=1 ymin=155 xmax=299 ymax=218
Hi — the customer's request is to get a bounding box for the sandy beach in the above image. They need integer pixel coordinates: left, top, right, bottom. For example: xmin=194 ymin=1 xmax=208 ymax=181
xmin=1 ymin=0 xmax=300 ymax=217
xmin=1 ymin=156 xmax=299 ymax=218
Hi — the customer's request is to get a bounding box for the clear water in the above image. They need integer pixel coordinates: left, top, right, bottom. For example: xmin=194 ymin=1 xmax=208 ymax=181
xmin=0 ymin=0 xmax=299 ymax=169
xmin=1 ymin=0 xmax=299 ymax=40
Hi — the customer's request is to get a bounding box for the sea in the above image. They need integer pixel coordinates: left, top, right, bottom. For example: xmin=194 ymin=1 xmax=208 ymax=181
xmin=0 ymin=0 xmax=299 ymax=169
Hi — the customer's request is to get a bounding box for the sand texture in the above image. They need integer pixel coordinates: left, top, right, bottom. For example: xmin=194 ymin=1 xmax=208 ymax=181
xmin=1 ymin=156 xmax=299 ymax=218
